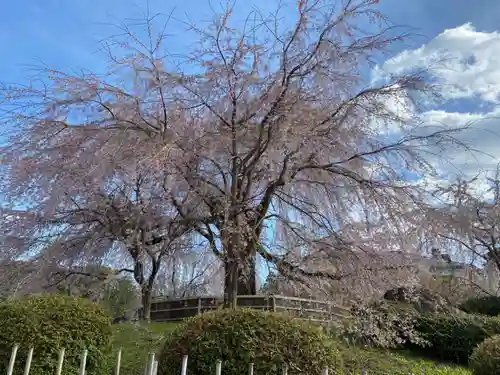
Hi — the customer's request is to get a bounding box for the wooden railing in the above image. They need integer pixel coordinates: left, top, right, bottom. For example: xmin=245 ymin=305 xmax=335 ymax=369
xmin=148 ymin=294 xmax=350 ymax=323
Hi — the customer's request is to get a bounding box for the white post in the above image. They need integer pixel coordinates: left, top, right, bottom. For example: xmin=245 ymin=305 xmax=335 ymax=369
xmin=180 ymin=355 xmax=188 ymax=375
xmin=115 ymin=349 xmax=122 ymax=375
xmin=282 ymin=364 xmax=288 ymax=375
xmin=7 ymin=344 xmax=19 ymax=375
xmin=79 ymin=349 xmax=88 ymax=375
xmin=147 ymin=353 xmax=156 ymax=375
xmin=248 ymin=363 xmax=254 ymax=375
xmin=55 ymin=348 xmax=65 ymax=375
xmin=197 ymin=297 xmax=202 ymax=315
xmin=215 ymin=360 xmax=222 ymax=375
xmin=152 ymin=361 xmax=159 ymax=375
xmin=23 ymin=347 xmax=34 ymax=375
xmin=322 ymin=368 xmax=329 ymax=375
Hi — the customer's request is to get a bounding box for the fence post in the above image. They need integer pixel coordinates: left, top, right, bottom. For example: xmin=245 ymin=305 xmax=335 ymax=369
xmin=152 ymin=361 xmax=158 ymax=375
xmin=271 ymin=296 xmax=276 ymax=312
xmin=282 ymin=364 xmax=288 ymax=375
xmin=148 ymin=353 xmax=156 ymax=375
xmin=321 ymin=368 xmax=329 ymax=375
xmin=79 ymin=349 xmax=88 ymax=375
xmin=197 ymin=297 xmax=202 ymax=315
xmin=55 ymin=348 xmax=65 ymax=375
xmin=23 ymin=347 xmax=34 ymax=375
xmin=115 ymin=348 xmax=122 ymax=375
xmin=180 ymin=355 xmax=188 ymax=375
xmin=248 ymin=363 xmax=254 ymax=375
xmin=7 ymin=344 xmax=19 ymax=375
xmin=215 ymin=360 xmax=222 ymax=375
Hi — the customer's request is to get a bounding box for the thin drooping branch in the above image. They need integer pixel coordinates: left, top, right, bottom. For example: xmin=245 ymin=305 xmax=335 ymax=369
xmin=0 ymin=0 xmax=475 ymax=305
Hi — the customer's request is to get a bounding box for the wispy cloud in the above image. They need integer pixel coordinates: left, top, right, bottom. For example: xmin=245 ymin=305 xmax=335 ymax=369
xmin=374 ymin=23 xmax=500 ymax=194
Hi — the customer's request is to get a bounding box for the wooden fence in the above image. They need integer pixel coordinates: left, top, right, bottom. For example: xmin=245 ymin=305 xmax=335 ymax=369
xmin=147 ymin=294 xmax=349 ymax=323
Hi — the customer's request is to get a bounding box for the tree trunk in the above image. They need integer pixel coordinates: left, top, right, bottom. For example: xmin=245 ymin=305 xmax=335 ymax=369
xmin=139 ymin=265 xmax=160 ymax=322
xmin=140 ymin=287 xmax=153 ymax=322
xmin=224 ymin=259 xmax=239 ymax=309
xmin=223 ymin=248 xmax=257 ymax=308
xmin=238 ymin=251 xmax=256 ymax=295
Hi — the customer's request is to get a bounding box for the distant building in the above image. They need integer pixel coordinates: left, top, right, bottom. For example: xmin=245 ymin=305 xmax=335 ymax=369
xmin=417 ymin=248 xmax=487 ymax=286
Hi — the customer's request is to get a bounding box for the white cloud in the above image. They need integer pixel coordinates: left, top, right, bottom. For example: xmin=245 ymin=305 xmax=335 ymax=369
xmin=374 ymin=23 xmax=500 ymax=195
xmin=374 ymin=23 xmax=500 ymax=103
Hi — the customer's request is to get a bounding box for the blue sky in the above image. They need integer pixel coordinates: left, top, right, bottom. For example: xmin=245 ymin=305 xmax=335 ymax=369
xmin=1 ymin=0 xmax=498 ymax=82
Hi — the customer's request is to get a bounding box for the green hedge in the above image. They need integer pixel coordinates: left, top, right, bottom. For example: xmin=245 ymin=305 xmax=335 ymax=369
xmin=0 ymin=294 xmax=112 ymax=375
xmin=110 ymin=320 xmax=471 ymax=375
xmin=469 ymin=334 xmax=500 ymax=375
xmin=460 ymin=296 xmax=500 ymax=316
xmin=158 ymin=309 xmax=337 ymax=375
xmin=415 ymin=312 xmax=500 ymax=364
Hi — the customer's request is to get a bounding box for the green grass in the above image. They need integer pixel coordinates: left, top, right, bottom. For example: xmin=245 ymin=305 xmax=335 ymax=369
xmin=334 ymin=345 xmax=471 ymax=375
xmin=110 ymin=322 xmax=177 ymax=375
xmin=110 ymin=322 xmax=471 ymax=375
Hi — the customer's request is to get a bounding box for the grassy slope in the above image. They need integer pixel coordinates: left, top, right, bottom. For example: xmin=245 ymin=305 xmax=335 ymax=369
xmin=110 ymin=322 xmax=177 ymax=375
xmin=111 ymin=322 xmax=470 ymax=375
xmin=336 ymin=345 xmax=470 ymax=375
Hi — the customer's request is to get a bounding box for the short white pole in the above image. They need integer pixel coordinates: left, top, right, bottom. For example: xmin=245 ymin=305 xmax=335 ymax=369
xmin=55 ymin=348 xmax=65 ymax=375
xmin=215 ymin=360 xmax=222 ymax=375
xmin=152 ymin=360 xmax=159 ymax=375
xmin=115 ymin=349 xmax=122 ymax=375
xmin=322 ymin=367 xmax=329 ymax=375
xmin=180 ymin=355 xmax=188 ymax=375
xmin=7 ymin=344 xmax=19 ymax=375
xmin=147 ymin=353 xmax=156 ymax=375
xmin=23 ymin=347 xmax=34 ymax=375
xmin=282 ymin=364 xmax=288 ymax=375
xmin=79 ymin=349 xmax=88 ymax=375
xmin=248 ymin=363 xmax=254 ymax=375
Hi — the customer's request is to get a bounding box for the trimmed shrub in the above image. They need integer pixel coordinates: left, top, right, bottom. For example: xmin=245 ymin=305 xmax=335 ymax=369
xmin=0 ymin=294 xmax=112 ymax=375
xmin=470 ymin=334 xmax=500 ymax=375
xmin=414 ymin=312 xmax=500 ymax=364
xmin=460 ymin=296 xmax=500 ymax=316
xmin=158 ymin=309 xmax=338 ymax=375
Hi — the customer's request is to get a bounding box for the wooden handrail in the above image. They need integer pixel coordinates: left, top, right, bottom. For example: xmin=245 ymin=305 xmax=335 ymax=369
xmin=147 ymin=294 xmax=350 ymax=322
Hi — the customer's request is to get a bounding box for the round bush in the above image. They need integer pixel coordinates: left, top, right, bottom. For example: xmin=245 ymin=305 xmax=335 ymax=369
xmin=158 ymin=309 xmax=338 ymax=375
xmin=0 ymin=294 xmax=112 ymax=375
xmin=470 ymin=334 xmax=500 ymax=375
xmin=414 ymin=312 xmax=500 ymax=364
xmin=460 ymin=296 xmax=500 ymax=316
